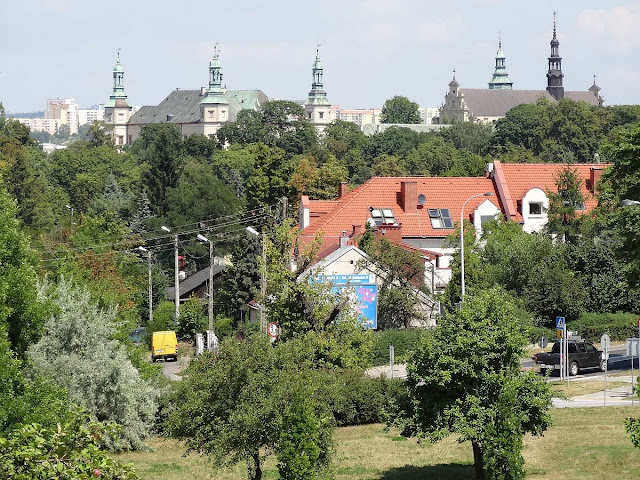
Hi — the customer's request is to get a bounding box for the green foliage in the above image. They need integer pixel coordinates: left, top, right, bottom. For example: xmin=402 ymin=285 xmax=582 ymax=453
xmin=544 ymin=166 xmax=585 ymax=241
xmin=380 ymin=95 xmax=421 ymax=124
xmin=0 ymin=327 xmax=68 ymax=432
xmin=216 ymin=109 xmax=266 ymax=146
xmin=245 ymin=143 xmax=293 ymax=211
xmin=0 ymin=412 xmax=139 ymax=479
xmin=625 ymin=417 xmax=640 ymax=448
xmin=146 ymin=301 xmax=177 ymax=343
xmin=299 ymin=319 xmax=373 ymax=370
xmin=568 ymin=312 xmax=640 ymax=342
xmin=213 ymin=315 xmax=233 ymax=338
xmin=0 ymin=187 xmax=45 ymax=357
xmin=392 ymin=288 xmax=552 ymax=480
xmin=177 ymin=296 xmax=207 ymax=340
xmin=29 ymin=278 xmax=157 ymax=451
xmin=260 ymin=100 xmax=318 ymax=155
xmin=370 ymin=328 xmax=431 ymax=366
xmin=167 ymin=335 xmax=334 ymax=480
xmin=138 ymin=123 xmax=185 ymax=216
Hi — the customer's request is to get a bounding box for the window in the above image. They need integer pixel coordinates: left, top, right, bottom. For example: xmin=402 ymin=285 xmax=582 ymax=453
xmin=578 ymin=343 xmax=586 ymax=353
xmin=529 ymin=202 xmax=542 ymax=216
xmin=585 ymin=343 xmax=596 ymax=353
xmin=428 ymin=208 xmax=454 ymax=229
xmin=480 ymin=215 xmax=496 ymax=225
xmin=319 ymin=112 xmax=324 ymax=119
xmin=370 ymin=207 xmax=396 ymax=225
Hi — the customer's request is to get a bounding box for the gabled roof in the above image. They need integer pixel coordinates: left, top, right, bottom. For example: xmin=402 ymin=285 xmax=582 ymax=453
xmin=494 ymin=161 xmax=610 ymax=221
xmin=166 ymin=262 xmax=226 ymax=301
xmin=459 ymin=88 xmax=601 ymax=119
xmin=128 ymin=89 xmax=268 ymax=126
xmin=301 ymin=176 xmax=502 ymax=245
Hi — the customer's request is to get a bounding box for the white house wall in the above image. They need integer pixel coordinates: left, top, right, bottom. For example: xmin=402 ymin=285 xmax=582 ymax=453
xmin=521 ymin=188 xmax=549 ymax=233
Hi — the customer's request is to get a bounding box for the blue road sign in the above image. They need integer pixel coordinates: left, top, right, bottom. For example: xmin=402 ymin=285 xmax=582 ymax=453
xmin=556 ymin=316 xmax=565 ymax=329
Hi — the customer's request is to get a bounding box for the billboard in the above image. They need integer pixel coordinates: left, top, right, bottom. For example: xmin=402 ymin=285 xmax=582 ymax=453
xmin=321 ymin=274 xmax=378 ymax=329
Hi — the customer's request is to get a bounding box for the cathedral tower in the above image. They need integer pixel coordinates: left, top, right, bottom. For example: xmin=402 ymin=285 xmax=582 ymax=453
xmin=546 ymin=12 xmax=564 ymax=100
xmin=488 ymin=36 xmax=513 ymax=90
xmin=304 ymin=46 xmax=331 ymax=133
xmin=200 ymin=45 xmax=229 ymax=137
xmin=104 ymin=51 xmax=132 ymax=146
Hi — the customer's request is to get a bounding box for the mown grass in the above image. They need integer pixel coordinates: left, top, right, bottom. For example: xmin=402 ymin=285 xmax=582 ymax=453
xmin=116 ymin=407 xmax=640 ymax=480
xmin=549 ymin=380 xmax=629 ymax=397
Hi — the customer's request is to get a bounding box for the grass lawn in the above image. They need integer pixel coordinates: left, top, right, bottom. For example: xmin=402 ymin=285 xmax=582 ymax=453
xmin=116 ymin=407 xmax=640 ymax=480
xmin=549 ymin=380 xmax=629 ymax=397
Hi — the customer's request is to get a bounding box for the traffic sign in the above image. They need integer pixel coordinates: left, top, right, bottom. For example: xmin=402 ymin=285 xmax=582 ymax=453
xmin=555 ymin=316 xmax=565 ymax=329
xmin=537 ymin=337 xmax=548 ymax=349
xmin=600 ymin=333 xmax=610 ymax=351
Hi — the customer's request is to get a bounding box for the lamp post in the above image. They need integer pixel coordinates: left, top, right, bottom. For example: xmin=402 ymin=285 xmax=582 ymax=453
xmin=460 ymin=192 xmax=494 ymax=301
xmin=162 ymin=226 xmax=180 ymax=320
xmin=137 ymin=246 xmax=153 ymax=325
xmin=196 ymin=233 xmax=215 ymax=332
xmin=246 ymin=226 xmax=267 ymax=332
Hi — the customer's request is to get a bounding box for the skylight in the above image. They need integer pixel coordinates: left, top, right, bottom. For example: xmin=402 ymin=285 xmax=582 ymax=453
xmin=369 ymin=207 xmax=397 ymax=225
xmin=429 ymin=208 xmax=454 ymax=229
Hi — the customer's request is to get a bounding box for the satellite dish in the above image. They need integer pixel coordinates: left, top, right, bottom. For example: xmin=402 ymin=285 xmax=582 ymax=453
xmin=418 ymin=194 xmax=426 ymax=206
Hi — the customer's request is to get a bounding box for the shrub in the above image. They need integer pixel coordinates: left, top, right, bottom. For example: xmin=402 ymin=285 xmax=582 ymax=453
xmin=569 ymin=312 xmax=640 ymax=342
xmin=370 ymin=328 xmax=431 ymax=366
xmin=177 ymin=296 xmax=207 ymax=340
xmin=214 ymin=315 xmax=234 ymax=338
xmin=145 ymin=301 xmax=177 ymax=345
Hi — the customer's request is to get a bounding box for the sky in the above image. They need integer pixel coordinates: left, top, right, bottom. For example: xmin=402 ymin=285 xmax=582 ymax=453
xmin=2 ymin=0 xmax=640 ymax=114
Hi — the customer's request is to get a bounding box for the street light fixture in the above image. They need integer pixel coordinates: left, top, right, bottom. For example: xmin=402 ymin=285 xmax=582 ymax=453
xmin=136 ymin=246 xmax=153 ymax=326
xmin=622 ymin=199 xmax=640 ymax=207
xmin=162 ymin=226 xmax=180 ymax=320
xmin=460 ymin=192 xmax=494 ymax=301
xmin=196 ymin=233 xmax=215 ymax=332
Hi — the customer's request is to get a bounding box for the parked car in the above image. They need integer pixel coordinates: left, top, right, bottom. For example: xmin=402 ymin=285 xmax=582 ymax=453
xmin=151 ymin=330 xmax=178 ymax=362
xmin=129 ymin=326 xmax=146 ymax=345
xmin=532 ymin=338 xmax=606 ymax=376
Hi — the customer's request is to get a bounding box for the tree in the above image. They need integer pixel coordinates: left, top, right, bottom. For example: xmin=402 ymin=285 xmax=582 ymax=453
xmin=167 ymin=335 xmax=334 ymax=480
xmin=359 ymin=231 xmax=430 ymax=329
xmin=322 ymin=120 xmax=367 ymax=159
xmin=380 ymin=95 xmax=421 ymax=124
xmin=176 ymin=295 xmax=207 ymax=340
xmin=392 ymin=288 xmax=552 ymax=480
xmin=138 ymin=123 xmax=185 ymax=216
xmin=246 ymin=143 xmax=293 ymax=211
xmin=216 ymin=109 xmax=266 ymax=146
xmin=404 ymin=135 xmax=459 ymax=175
xmin=86 ymin=120 xmax=114 ymax=147
xmin=28 ymin=278 xmax=157 ymax=451
xmin=544 ymin=166 xmax=586 ymax=242
xmin=444 ymin=122 xmax=494 ymax=155
xmin=260 ymin=100 xmax=318 ymax=155
xmin=0 ymin=187 xmax=45 ymax=357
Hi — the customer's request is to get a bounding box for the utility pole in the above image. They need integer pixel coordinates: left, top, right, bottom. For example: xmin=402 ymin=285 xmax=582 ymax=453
xmin=281 ymin=196 xmax=288 ymax=223
xmin=137 ymin=246 xmax=153 ymax=325
xmin=162 ymin=226 xmax=180 ymax=320
xmin=197 ymin=234 xmax=215 ymax=331
xmin=261 ymin=231 xmax=267 ymax=333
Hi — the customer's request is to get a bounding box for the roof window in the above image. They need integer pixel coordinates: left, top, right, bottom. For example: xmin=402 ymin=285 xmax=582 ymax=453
xmin=428 ymin=208 xmax=454 ymax=229
xmin=369 ymin=207 xmax=397 ymax=225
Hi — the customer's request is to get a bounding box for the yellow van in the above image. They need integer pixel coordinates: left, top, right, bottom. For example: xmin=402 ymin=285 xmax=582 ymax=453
xmin=151 ymin=331 xmax=178 ymax=362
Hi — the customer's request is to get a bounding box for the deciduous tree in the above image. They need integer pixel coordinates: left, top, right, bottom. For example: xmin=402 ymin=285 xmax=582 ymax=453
xmin=380 ymin=95 xmax=421 ymax=124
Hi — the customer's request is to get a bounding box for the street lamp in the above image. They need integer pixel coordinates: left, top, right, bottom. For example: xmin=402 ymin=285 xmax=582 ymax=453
xmin=136 ymin=246 xmax=153 ymax=326
xmin=196 ymin=233 xmax=215 ymax=332
xmin=622 ymin=199 xmax=640 ymax=207
xmin=162 ymin=226 xmax=180 ymax=320
xmin=246 ymin=226 xmax=267 ymax=332
xmin=460 ymin=192 xmax=494 ymax=301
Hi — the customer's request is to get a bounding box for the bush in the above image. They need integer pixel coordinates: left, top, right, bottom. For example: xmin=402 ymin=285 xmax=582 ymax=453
xmin=370 ymin=328 xmax=431 ymax=366
xmin=527 ymin=326 xmax=557 ymax=344
xmin=569 ymin=312 xmax=640 ymax=342
xmin=145 ymin=301 xmax=177 ymax=345
xmin=321 ymin=370 xmax=406 ymax=426
xmin=177 ymin=296 xmax=207 ymax=340
xmin=214 ymin=315 xmax=234 ymax=338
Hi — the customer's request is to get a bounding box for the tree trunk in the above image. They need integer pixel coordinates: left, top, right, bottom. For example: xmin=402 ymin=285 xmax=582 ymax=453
xmin=472 ymin=440 xmax=485 ymax=480
xmin=248 ymin=452 xmax=262 ymax=480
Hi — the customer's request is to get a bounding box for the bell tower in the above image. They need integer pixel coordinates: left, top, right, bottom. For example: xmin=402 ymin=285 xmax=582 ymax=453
xmin=104 ymin=50 xmax=132 ymax=146
xmin=546 ymin=12 xmax=564 ymax=100
xmin=304 ymin=45 xmax=331 ymax=133
xmin=200 ymin=45 xmax=229 ymax=137
xmin=488 ymin=35 xmax=513 ymax=90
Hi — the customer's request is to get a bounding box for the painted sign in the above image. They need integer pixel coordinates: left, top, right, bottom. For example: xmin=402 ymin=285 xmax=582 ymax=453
xmin=315 ymin=274 xmax=378 ymax=329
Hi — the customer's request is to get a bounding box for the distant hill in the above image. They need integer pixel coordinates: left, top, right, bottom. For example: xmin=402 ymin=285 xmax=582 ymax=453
xmin=7 ymin=111 xmax=44 ymax=119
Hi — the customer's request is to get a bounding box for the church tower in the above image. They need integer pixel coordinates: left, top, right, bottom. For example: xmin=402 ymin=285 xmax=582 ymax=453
xmin=104 ymin=51 xmax=132 ymax=146
xmin=546 ymin=12 xmax=564 ymax=100
xmin=304 ymin=46 xmax=331 ymax=133
xmin=588 ymin=75 xmax=604 ymax=106
xmin=200 ymin=45 xmax=229 ymax=137
xmin=488 ymin=37 xmax=513 ymax=90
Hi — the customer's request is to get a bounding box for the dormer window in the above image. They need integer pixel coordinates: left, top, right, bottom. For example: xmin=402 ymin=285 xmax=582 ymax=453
xmin=529 ymin=202 xmax=542 ymax=216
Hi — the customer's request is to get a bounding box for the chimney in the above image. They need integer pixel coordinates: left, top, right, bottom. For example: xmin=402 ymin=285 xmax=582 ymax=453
xmin=299 ymin=196 xmax=310 ymax=230
xmin=485 ymin=162 xmax=495 ymax=178
xmin=352 ymin=224 xmax=362 ymax=236
xmin=339 ymin=230 xmax=348 ymax=247
xmin=338 ymin=182 xmax=348 ymax=198
xmin=589 ymin=167 xmax=605 ymax=193
xmin=400 ymin=181 xmax=417 ymax=214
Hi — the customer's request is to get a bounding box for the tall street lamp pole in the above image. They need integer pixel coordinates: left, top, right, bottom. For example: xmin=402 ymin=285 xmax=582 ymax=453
xmin=137 ymin=246 xmax=153 ymax=325
xmin=460 ymin=192 xmax=494 ymax=301
xmin=197 ymin=234 xmax=215 ymax=332
xmin=247 ymin=226 xmax=267 ymax=332
xmin=162 ymin=226 xmax=180 ymax=320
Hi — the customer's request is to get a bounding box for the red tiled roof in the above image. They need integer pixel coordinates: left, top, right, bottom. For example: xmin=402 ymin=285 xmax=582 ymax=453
xmin=300 ymin=176 xmax=502 ymax=243
xmin=496 ymin=162 xmax=610 ymax=222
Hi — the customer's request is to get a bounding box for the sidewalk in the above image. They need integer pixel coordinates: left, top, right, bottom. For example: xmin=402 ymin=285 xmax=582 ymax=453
xmin=552 ymin=375 xmax=639 ymax=408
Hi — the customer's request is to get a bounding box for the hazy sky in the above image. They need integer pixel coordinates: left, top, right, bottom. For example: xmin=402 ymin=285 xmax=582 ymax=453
xmin=2 ymin=1 xmax=639 ymax=113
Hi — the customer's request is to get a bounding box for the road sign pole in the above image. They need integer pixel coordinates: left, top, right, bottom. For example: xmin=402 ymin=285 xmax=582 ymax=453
xmin=565 ymin=324 xmax=569 ymax=386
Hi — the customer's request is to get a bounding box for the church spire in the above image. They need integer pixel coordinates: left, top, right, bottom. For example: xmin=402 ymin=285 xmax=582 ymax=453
xmin=546 ymin=11 xmax=564 ymax=100
xmin=307 ymin=45 xmax=329 ymax=106
xmin=488 ymin=33 xmax=513 ymax=90
xmin=105 ymin=49 xmax=130 ymax=108
xmin=201 ymin=44 xmax=228 ymax=105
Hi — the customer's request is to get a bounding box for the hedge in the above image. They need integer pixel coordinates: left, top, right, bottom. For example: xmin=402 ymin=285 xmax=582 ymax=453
xmin=370 ymin=328 xmax=432 ymax=366
xmin=568 ymin=312 xmax=640 ymax=342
